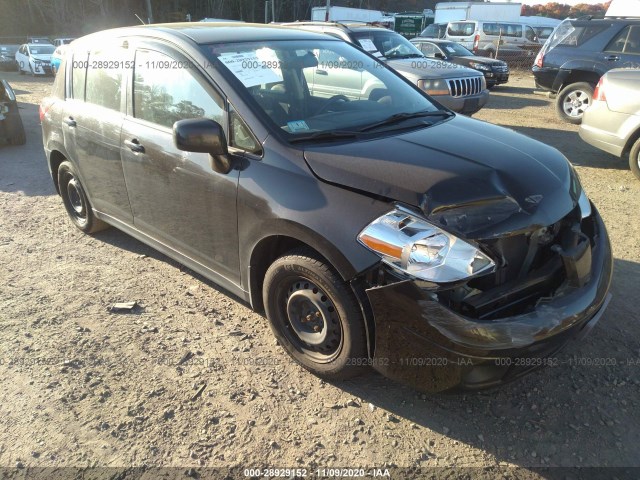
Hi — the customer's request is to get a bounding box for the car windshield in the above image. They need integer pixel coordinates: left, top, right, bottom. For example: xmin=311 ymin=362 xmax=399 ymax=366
xmin=352 ymin=31 xmax=425 ymax=59
xmin=202 ymin=39 xmax=441 ymax=139
xmin=440 ymin=42 xmax=474 ymax=57
xmin=30 ymin=46 xmax=55 ymax=55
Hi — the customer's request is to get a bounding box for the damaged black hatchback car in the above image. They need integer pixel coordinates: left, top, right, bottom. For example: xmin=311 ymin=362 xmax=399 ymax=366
xmin=41 ymin=24 xmax=612 ymax=392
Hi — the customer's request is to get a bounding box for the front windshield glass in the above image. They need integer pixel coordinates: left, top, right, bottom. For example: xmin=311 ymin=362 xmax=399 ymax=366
xmin=30 ymin=46 xmax=55 ymax=55
xmin=352 ymin=31 xmax=424 ymax=59
xmin=202 ymin=39 xmax=440 ymax=137
xmin=441 ymin=42 xmax=473 ymax=57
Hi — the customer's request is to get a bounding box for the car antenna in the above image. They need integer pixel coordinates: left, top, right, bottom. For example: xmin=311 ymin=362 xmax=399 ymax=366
xmin=134 ymin=14 xmax=147 ymax=25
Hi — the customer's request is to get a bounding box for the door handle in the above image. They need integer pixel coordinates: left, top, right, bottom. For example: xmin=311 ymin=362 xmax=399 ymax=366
xmin=124 ymin=139 xmax=145 ymax=153
xmin=63 ymin=116 xmax=76 ymax=127
xmin=605 ymin=55 xmax=620 ymax=61
xmin=315 ymin=69 xmax=328 ymax=75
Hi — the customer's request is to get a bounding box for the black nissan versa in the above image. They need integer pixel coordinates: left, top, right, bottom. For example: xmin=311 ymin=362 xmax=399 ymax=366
xmin=41 ymin=24 xmax=613 ymax=393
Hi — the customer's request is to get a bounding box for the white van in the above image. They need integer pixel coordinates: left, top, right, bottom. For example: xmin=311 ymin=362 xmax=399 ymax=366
xmin=445 ymin=20 xmax=539 ymax=57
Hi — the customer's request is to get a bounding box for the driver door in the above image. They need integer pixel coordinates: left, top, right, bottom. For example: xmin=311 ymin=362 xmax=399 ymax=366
xmin=120 ymin=46 xmax=240 ymax=282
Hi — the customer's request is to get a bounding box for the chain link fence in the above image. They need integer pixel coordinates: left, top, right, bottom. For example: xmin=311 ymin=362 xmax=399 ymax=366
xmin=476 ymin=42 xmax=543 ymax=72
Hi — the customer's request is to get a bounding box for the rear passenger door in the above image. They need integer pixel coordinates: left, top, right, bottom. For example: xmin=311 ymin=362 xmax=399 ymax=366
xmin=603 ymin=25 xmax=640 ymax=68
xmin=120 ymin=45 xmax=241 ymax=281
xmin=62 ymin=45 xmax=133 ymax=223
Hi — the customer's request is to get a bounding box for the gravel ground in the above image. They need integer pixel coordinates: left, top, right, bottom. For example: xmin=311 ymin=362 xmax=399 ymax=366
xmin=0 ymin=71 xmax=639 ymax=479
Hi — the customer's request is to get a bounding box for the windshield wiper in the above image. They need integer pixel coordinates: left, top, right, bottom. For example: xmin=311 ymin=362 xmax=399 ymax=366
xmin=357 ymin=110 xmax=453 ymax=133
xmin=288 ymin=130 xmax=359 ymax=144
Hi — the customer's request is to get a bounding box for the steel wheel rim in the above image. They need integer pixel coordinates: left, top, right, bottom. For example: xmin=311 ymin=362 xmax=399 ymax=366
xmin=283 ymin=278 xmax=343 ymax=362
xmin=66 ymin=177 xmax=86 ymax=218
xmin=563 ymin=90 xmax=590 ymax=117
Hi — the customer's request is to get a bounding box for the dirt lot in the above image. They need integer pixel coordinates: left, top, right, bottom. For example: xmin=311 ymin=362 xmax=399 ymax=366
xmin=1 ymin=70 xmax=639 ymax=479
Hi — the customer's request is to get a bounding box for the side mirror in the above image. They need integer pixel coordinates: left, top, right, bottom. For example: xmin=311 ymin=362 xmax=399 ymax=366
xmin=434 ymin=52 xmax=446 ymax=60
xmin=173 ymin=118 xmax=233 ymax=174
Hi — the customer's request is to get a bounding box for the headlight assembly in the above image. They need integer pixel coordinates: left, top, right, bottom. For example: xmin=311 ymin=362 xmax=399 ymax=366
xmin=418 ymin=79 xmax=450 ymax=96
xmin=358 ymin=207 xmax=496 ymax=283
xmin=468 ymin=62 xmax=491 ymax=71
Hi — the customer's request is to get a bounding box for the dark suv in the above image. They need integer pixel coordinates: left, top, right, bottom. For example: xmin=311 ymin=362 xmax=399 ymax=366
xmin=41 ymin=23 xmax=612 ymax=393
xmin=533 ymin=17 xmax=640 ymax=124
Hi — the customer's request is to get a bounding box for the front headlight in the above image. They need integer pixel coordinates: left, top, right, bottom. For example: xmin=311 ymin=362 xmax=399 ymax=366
xmin=418 ymin=79 xmax=450 ymax=96
xmin=468 ymin=62 xmax=491 ymax=72
xmin=358 ymin=207 xmax=496 ymax=283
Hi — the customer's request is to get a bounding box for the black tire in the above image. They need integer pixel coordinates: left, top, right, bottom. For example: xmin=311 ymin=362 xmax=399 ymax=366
xmin=17 ymin=62 xmax=24 ymax=75
xmin=263 ymin=248 xmax=368 ymax=380
xmin=629 ymin=137 xmax=640 ymax=181
xmin=57 ymin=161 xmax=109 ymax=233
xmin=555 ymin=82 xmax=594 ymax=124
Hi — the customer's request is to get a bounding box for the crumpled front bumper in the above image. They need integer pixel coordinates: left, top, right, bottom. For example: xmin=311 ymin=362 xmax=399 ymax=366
xmin=365 ymin=208 xmax=613 ymax=392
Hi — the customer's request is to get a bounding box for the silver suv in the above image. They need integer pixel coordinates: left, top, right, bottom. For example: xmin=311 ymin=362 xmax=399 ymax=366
xmin=282 ymin=22 xmax=489 ymax=115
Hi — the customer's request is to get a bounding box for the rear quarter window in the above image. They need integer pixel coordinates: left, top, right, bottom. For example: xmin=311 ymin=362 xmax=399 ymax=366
xmin=558 ymin=24 xmax=609 ymax=47
xmin=85 ymin=48 xmax=126 ymax=111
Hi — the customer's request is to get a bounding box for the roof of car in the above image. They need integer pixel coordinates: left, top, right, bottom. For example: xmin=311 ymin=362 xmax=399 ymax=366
xmin=412 ymin=38 xmax=454 ymax=43
xmin=281 ymin=21 xmax=390 ymax=33
xmin=78 ymin=22 xmax=335 ymax=45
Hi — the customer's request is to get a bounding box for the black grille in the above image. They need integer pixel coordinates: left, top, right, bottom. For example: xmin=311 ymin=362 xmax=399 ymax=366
xmin=447 ymin=76 xmax=483 ymax=97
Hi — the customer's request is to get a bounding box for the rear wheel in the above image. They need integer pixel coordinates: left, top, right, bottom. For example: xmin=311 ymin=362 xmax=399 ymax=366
xmin=556 ymin=82 xmax=594 ymax=124
xmin=629 ymin=137 xmax=640 ymax=181
xmin=263 ymin=248 xmax=368 ymax=380
xmin=17 ymin=62 xmax=24 ymax=75
xmin=58 ymin=161 xmax=109 ymax=233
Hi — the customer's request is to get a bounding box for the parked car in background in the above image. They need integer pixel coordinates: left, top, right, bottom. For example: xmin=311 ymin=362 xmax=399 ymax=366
xmin=52 ymin=37 xmax=75 ymax=47
xmin=419 ymin=22 xmax=448 ymax=39
xmin=533 ymin=17 xmax=640 ymax=124
xmin=282 ymin=22 xmax=489 ymax=114
xmin=411 ymin=38 xmax=509 ymax=87
xmin=445 ymin=20 xmax=539 ymax=58
xmin=0 ymin=44 xmax=20 ymax=71
xmin=27 ymin=37 xmax=52 ymax=44
xmin=41 ymin=23 xmax=612 ymax=393
xmin=0 ymin=79 xmax=26 ymax=145
xmin=51 ymin=44 xmax=68 ymax=75
xmin=579 ymin=69 xmax=640 ymax=180
xmin=15 ymin=43 xmax=55 ymax=75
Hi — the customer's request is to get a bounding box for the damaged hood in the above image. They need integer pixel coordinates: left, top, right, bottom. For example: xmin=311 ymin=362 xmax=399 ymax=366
xmin=303 ymin=115 xmax=578 ymax=239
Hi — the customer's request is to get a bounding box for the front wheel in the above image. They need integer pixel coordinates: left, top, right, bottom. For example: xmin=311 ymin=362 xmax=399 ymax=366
xmin=263 ymin=248 xmax=368 ymax=380
xmin=58 ymin=161 xmax=109 ymax=233
xmin=556 ymin=82 xmax=594 ymax=124
xmin=629 ymin=137 xmax=640 ymax=181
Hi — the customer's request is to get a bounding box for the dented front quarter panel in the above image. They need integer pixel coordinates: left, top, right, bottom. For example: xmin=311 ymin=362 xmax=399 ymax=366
xmin=365 ymin=208 xmax=613 ymax=393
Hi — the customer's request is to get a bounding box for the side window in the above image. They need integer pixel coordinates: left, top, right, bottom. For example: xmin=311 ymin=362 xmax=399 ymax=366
xmin=85 ymin=48 xmax=125 ymax=111
xmin=71 ymin=52 xmax=87 ymax=101
xmin=606 ymin=26 xmax=640 ymax=54
xmin=525 ymin=26 xmax=537 ymax=42
xmin=419 ymin=43 xmax=440 ymax=57
xmin=448 ymin=23 xmax=474 ymax=37
xmin=229 ymin=106 xmax=262 ymax=155
xmin=501 ymin=24 xmax=522 ymax=37
xmin=134 ymin=49 xmax=224 ymax=129
xmin=483 ymin=23 xmax=498 ymax=36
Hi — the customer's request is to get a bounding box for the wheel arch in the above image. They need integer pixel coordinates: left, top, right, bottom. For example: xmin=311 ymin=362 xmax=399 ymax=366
xmin=49 ymin=149 xmax=68 ymax=194
xmin=558 ymin=69 xmax=601 ymax=91
xmin=246 ymin=229 xmax=376 ymax=358
xmin=622 ymin=126 xmax=640 ymax=157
